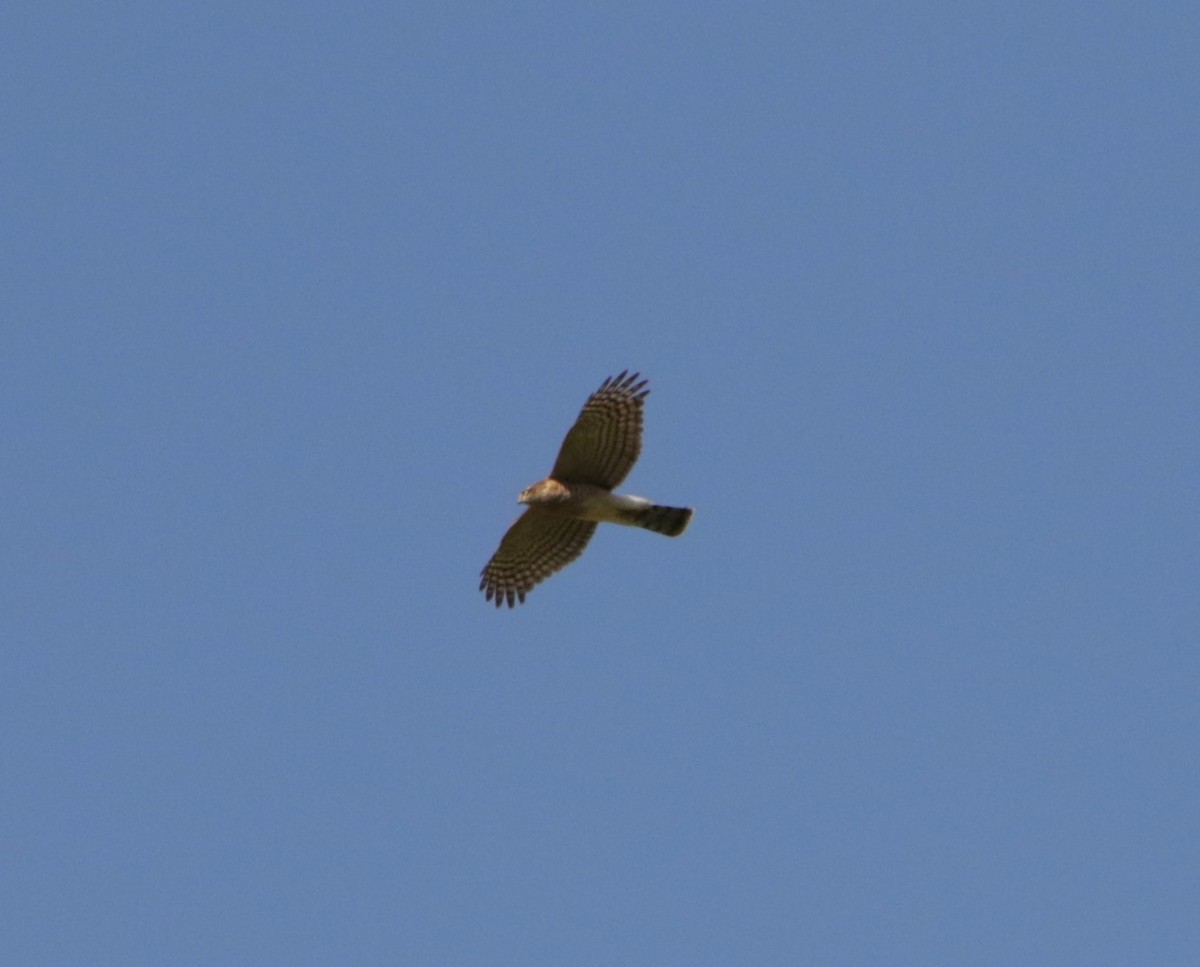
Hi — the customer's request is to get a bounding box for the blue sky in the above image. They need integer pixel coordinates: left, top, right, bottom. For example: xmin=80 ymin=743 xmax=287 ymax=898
xmin=4 ymin=2 xmax=1198 ymax=964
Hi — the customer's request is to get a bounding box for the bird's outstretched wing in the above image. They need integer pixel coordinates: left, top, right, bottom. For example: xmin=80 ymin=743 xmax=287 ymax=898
xmin=479 ymin=510 xmax=598 ymax=607
xmin=549 ymin=371 xmax=649 ymax=489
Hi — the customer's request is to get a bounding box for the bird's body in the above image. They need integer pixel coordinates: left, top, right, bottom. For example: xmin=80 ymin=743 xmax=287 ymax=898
xmin=519 ymin=480 xmax=691 ymax=533
xmin=480 ymin=371 xmax=692 ymax=607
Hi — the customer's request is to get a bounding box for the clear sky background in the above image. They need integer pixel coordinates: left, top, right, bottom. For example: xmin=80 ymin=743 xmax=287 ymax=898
xmin=4 ymin=3 xmax=1198 ymax=964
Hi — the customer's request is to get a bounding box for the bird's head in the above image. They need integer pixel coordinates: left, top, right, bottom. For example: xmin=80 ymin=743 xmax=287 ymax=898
xmin=518 ymin=479 xmax=569 ymax=505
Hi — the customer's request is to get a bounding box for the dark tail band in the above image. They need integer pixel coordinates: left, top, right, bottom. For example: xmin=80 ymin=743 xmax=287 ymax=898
xmin=630 ymin=504 xmax=693 ymax=537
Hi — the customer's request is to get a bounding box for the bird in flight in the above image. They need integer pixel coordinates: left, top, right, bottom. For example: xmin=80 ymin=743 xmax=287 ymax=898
xmin=480 ymin=371 xmax=693 ymax=607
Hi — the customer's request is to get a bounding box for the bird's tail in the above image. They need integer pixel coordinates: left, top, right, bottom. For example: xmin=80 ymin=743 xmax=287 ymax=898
xmin=627 ymin=504 xmax=693 ymax=537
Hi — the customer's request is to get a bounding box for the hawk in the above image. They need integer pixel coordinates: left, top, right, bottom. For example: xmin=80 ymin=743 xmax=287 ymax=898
xmin=480 ymin=371 xmax=693 ymax=607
